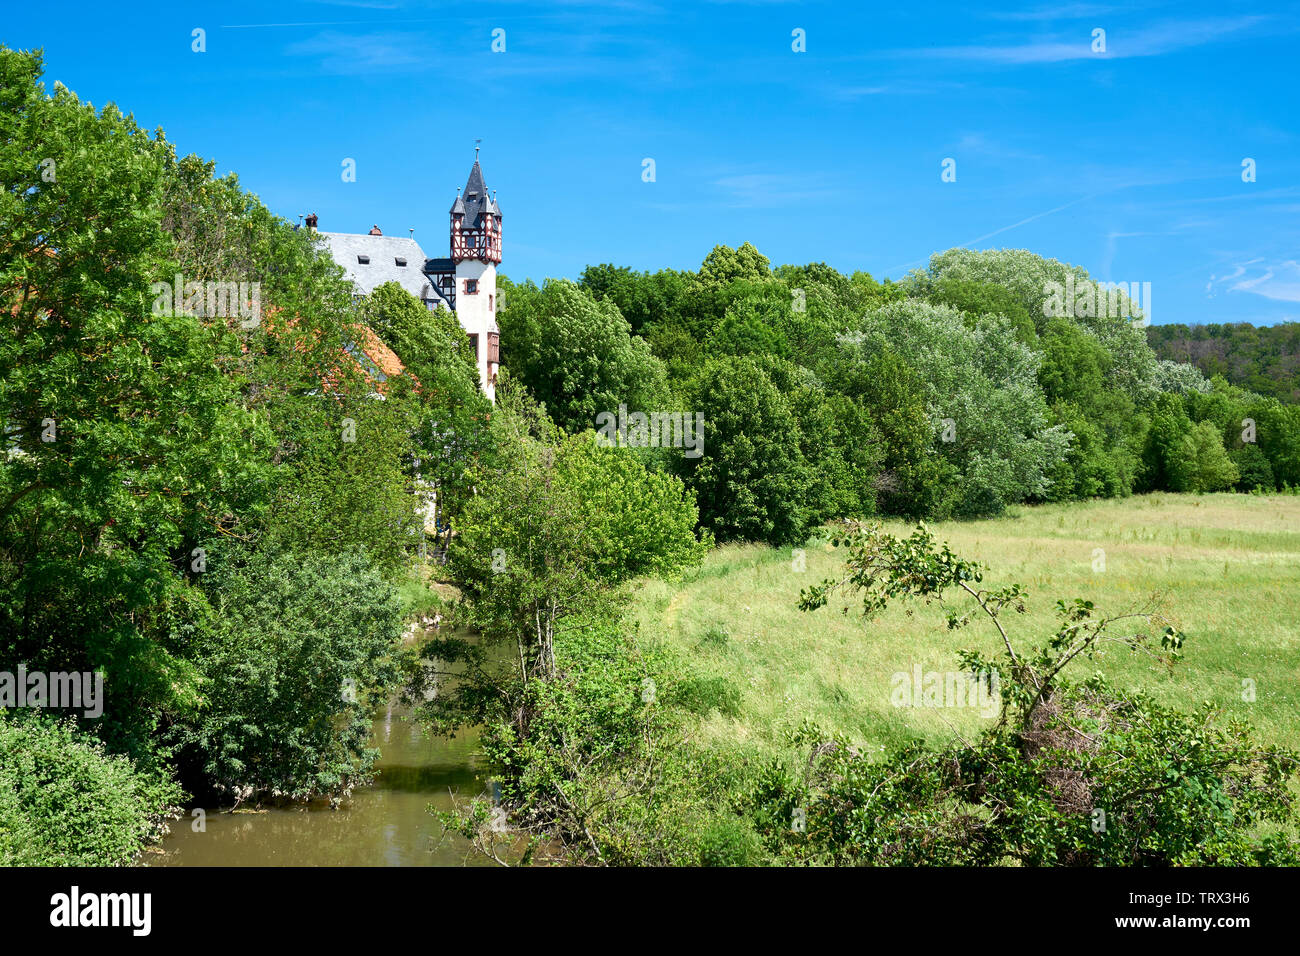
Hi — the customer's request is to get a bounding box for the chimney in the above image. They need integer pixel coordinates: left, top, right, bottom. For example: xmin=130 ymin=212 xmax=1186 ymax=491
xmin=369 ymin=224 xmax=382 ymax=236
xmin=305 ymin=212 xmax=318 ymax=232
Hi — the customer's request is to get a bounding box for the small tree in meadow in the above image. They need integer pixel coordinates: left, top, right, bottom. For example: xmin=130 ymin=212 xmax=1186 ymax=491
xmin=778 ymin=522 xmax=1299 ymax=866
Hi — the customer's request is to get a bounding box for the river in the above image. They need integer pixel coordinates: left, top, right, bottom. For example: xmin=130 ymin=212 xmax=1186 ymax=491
xmin=148 ymin=702 xmax=490 ymax=866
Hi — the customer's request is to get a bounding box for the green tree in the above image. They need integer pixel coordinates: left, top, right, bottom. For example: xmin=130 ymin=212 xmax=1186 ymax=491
xmin=258 ymin=391 xmax=424 ymax=574
xmin=557 ymin=432 xmax=710 ymax=584
xmin=912 ymin=247 xmax=1158 ymax=400
xmin=925 ymin=275 xmax=1038 ymax=345
xmin=698 ymin=242 xmax=771 ymax=287
xmin=172 ymin=548 xmax=404 ymax=802
xmin=843 ymin=299 xmax=1068 ymax=515
xmin=828 ymin=348 xmax=958 ymax=518
xmin=0 ymin=47 xmax=271 ymax=756
xmin=357 ymin=281 xmax=493 ymax=544
xmin=1185 ymin=420 xmax=1239 ymax=492
xmin=495 ymin=279 xmax=667 ymax=434
xmin=677 ymin=356 xmax=815 ymax=544
xmin=432 ymin=385 xmax=705 ymax=729
xmin=1037 ymin=319 xmax=1143 ymax=499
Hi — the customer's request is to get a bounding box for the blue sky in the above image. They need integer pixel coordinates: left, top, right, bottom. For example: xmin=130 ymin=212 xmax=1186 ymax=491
xmin=7 ymin=0 xmax=1299 ymax=325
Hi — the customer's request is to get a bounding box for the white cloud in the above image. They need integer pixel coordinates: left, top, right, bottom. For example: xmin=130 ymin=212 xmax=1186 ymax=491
xmin=1208 ymin=260 xmax=1300 ymax=303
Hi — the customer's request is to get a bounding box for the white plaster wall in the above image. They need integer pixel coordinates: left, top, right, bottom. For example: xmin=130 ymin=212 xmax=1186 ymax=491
xmin=454 ymin=257 xmax=497 ymax=401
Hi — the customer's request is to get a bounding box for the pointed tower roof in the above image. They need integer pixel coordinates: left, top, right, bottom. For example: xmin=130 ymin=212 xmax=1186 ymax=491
xmin=450 ymin=187 xmax=466 ymax=217
xmin=458 ymin=160 xmax=495 ymax=226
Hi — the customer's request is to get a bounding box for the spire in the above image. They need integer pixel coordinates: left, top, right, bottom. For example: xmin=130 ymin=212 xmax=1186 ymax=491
xmin=459 ymin=161 xmax=491 ymax=225
xmin=450 ymin=186 xmax=465 ymax=217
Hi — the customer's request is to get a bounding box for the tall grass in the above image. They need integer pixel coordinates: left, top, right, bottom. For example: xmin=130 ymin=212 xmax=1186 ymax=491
xmin=631 ymin=493 xmax=1300 ymax=761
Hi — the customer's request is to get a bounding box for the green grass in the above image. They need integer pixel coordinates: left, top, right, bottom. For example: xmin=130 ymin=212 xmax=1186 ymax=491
xmin=631 ymin=493 xmax=1300 ymax=762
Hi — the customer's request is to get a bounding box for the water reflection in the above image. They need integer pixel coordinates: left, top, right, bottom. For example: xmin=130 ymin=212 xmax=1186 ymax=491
xmin=148 ymin=703 xmax=489 ymax=867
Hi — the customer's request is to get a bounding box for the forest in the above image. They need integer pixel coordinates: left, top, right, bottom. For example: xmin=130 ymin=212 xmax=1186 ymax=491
xmin=1148 ymin=321 xmax=1300 ymax=405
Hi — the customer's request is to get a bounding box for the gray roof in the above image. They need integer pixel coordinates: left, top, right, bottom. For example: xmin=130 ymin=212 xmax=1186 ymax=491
xmin=317 ymin=231 xmax=451 ymax=306
xmin=450 ymin=161 xmax=500 ymax=226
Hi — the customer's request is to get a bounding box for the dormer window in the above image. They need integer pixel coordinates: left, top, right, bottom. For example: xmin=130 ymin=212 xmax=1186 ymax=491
xmin=395 ymin=257 xmax=407 ymax=267
xmin=357 ymin=255 xmax=370 ymax=265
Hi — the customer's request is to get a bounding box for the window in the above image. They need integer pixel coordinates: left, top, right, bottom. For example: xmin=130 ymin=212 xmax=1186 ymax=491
xmin=395 ymin=257 xmax=407 ymax=267
xmin=356 ymin=255 xmax=370 ymax=265
xmin=489 ymin=294 xmax=494 ymax=311
xmin=468 ymin=333 xmax=479 ymax=361
xmin=465 ymin=279 xmax=478 ymax=295
xmin=469 ymin=235 xmax=477 ymax=249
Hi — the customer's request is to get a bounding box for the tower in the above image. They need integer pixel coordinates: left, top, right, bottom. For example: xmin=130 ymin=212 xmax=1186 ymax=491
xmin=450 ymin=147 xmax=501 ymax=401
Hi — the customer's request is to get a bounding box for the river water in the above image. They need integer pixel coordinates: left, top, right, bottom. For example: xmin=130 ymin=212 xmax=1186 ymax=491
xmin=148 ymin=701 xmax=490 ymax=867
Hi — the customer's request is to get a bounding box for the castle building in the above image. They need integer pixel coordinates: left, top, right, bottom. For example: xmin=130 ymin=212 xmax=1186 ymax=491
xmin=311 ymin=153 xmax=501 ymax=401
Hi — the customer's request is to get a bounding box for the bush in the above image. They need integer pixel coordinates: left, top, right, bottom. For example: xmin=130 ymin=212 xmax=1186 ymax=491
xmin=786 ymin=522 xmax=1300 ymax=866
xmin=170 ymin=548 xmax=404 ymax=803
xmin=0 ymin=712 xmax=182 ymax=866
xmin=1232 ymin=443 xmax=1276 ymax=491
xmin=697 ymin=815 xmax=765 ymax=867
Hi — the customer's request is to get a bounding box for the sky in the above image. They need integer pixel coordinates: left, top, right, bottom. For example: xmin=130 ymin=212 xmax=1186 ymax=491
xmin=6 ymin=0 xmax=1299 ymax=325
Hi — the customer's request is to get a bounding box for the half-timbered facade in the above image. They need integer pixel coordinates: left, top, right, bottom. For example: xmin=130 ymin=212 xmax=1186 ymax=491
xmin=312 ymin=153 xmax=502 ymax=401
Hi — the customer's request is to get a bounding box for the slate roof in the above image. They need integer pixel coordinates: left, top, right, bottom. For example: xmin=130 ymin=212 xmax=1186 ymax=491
xmin=317 ymin=231 xmax=435 ymax=301
xmin=450 ymin=161 xmax=500 ymax=226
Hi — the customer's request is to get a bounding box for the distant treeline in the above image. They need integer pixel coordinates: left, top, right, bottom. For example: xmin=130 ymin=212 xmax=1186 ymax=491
xmin=1148 ymin=322 xmax=1300 ymax=404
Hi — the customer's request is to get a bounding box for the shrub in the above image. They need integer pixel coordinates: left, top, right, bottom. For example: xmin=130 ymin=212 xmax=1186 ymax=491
xmin=0 ymin=712 xmax=182 ymax=866
xmin=785 ymin=522 xmax=1300 ymax=866
xmin=170 ymin=548 xmax=404 ymax=803
xmin=697 ymin=815 xmax=765 ymax=867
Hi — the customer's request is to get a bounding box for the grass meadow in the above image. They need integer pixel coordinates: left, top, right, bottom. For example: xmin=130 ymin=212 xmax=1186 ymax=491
xmin=630 ymin=493 xmax=1300 ymax=762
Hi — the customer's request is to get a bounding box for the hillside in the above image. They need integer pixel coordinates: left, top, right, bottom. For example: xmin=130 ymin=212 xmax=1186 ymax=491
xmin=1148 ymin=322 xmax=1300 ymax=403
